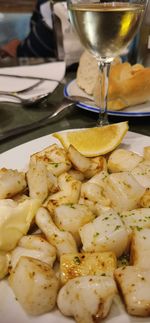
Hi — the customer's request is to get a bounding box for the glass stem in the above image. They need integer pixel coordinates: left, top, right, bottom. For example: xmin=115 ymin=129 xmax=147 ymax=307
xmin=97 ymin=60 xmax=111 ymax=127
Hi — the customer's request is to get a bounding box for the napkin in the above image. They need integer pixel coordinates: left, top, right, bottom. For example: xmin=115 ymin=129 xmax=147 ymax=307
xmin=0 ymin=61 xmax=66 ymax=103
xmin=53 ymin=2 xmax=84 ymax=65
xmin=40 ymin=1 xmax=83 ymax=65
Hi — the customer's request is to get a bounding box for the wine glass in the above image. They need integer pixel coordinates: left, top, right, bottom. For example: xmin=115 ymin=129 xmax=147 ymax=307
xmin=67 ymin=0 xmax=146 ymax=126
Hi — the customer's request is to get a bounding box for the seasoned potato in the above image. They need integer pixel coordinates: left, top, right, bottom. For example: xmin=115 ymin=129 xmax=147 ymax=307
xmin=104 ymin=172 xmax=145 ymax=212
xmin=107 ymin=149 xmax=143 ymax=173
xmin=60 ymin=251 xmax=117 ymax=284
xmin=46 ymin=161 xmax=71 ymax=177
xmin=140 ymin=188 xmax=150 ymax=207
xmin=9 ymin=256 xmax=59 ymax=316
xmin=68 ymin=145 xmax=91 ymax=172
xmin=57 ymin=172 xmax=81 ymax=192
xmin=81 ymin=182 xmax=110 ymax=206
xmin=68 ymin=169 xmax=85 ymax=181
xmin=32 ymin=144 xmax=65 ymax=162
xmin=44 ymin=173 xmax=81 ymax=214
xmin=68 ymin=145 xmax=107 ymax=178
xmin=27 ymin=156 xmax=48 ymax=202
xmin=0 ymin=251 xmax=11 ymax=279
xmin=80 ymin=170 xmax=110 ymax=206
xmin=79 ymin=208 xmax=129 ymax=257
xmin=88 ymin=170 xmax=109 ymax=185
xmin=130 ymin=228 xmax=150 ymax=268
xmin=54 ymin=204 xmax=95 ymax=245
xmin=144 ymin=146 xmax=150 ymax=161
xmin=46 ymin=171 xmax=58 ymax=193
xmin=10 ymin=234 xmax=56 ymax=270
xmin=131 ymin=160 xmax=150 ymax=188
xmin=83 ymin=156 xmax=107 ymax=178
xmin=0 ymin=168 xmax=26 ymax=199
xmin=35 ymin=207 xmax=77 ymax=257
xmin=120 ymin=208 xmax=150 ymax=236
xmin=32 ymin=144 xmax=72 ymax=176
xmin=115 ymin=266 xmax=150 ymax=317
xmin=78 ymin=197 xmax=98 ymax=214
xmin=57 ymin=275 xmax=117 ymax=322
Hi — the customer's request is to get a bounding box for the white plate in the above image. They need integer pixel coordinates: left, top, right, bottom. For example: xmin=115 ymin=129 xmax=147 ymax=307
xmin=0 ymin=130 xmax=150 ymax=323
xmin=64 ymin=79 xmax=150 ymax=117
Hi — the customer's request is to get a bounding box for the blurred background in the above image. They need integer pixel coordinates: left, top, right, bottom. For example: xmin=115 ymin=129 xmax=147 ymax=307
xmin=0 ymin=0 xmax=149 ymax=66
xmin=0 ymin=0 xmax=34 ymax=45
xmin=0 ymin=13 xmax=31 ymax=46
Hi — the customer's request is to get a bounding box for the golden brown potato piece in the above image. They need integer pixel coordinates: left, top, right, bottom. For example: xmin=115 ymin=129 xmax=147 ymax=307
xmin=60 ymin=251 xmax=117 ymax=285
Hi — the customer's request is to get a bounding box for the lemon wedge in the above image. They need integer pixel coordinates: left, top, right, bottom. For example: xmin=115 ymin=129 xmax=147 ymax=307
xmin=53 ymin=122 xmax=128 ymax=157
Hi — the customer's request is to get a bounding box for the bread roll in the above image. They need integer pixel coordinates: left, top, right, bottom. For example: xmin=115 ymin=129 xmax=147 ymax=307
xmin=76 ymin=51 xmax=99 ymax=95
xmin=77 ymin=51 xmax=150 ymax=111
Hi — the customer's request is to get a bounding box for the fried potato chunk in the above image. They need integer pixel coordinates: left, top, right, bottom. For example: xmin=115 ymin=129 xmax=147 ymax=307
xmin=44 ymin=172 xmax=81 ymax=214
xmin=9 ymin=256 xmax=59 ymax=316
xmin=80 ymin=170 xmax=110 ymax=206
xmin=0 ymin=168 xmax=26 ymax=199
xmin=27 ymin=156 xmax=48 ymax=202
xmin=32 ymin=144 xmax=71 ymax=176
xmin=54 ymin=204 xmax=95 ymax=245
xmin=83 ymin=156 xmax=107 ymax=179
xmin=68 ymin=144 xmax=91 ymax=172
xmin=144 ymin=146 xmax=150 ymax=161
xmin=107 ymin=149 xmax=143 ymax=173
xmin=115 ymin=266 xmax=150 ymax=317
xmin=140 ymin=188 xmax=150 ymax=207
xmin=57 ymin=275 xmax=117 ymax=323
xmin=79 ymin=208 xmax=128 ymax=257
xmin=131 ymin=160 xmax=150 ymax=188
xmin=81 ymin=182 xmax=110 ymax=206
xmin=68 ymin=169 xmax=85 ymax=181
xmin=130 ymin=228 xmax=150 ymax=268
xmin=60 ymin=251 xmax=117 ymax=285
xmin=35 ymin=207 xmax=77 ymax=257
xmin=10 ymin=234 xmax=56 ymax=270
xmin=104 ymin=172 xmax=145 ymax=212
xmin=68 ymin=145 xmax=107 ymax=178
xmin=120 ymin=208 xmax=150 ymax=236
xmin=0 ymin=251 xmax=11 ymax=279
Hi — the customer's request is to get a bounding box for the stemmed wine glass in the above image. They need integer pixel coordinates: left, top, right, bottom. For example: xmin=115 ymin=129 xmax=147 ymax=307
xmin=67 ymin=0 xmax=146 ymax=126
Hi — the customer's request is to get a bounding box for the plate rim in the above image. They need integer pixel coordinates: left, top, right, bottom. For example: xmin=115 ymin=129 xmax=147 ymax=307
xmin=1 ymin=129 xmax=150 ymax=160
xmin=64 ymin=79 xmax=150 ymax=117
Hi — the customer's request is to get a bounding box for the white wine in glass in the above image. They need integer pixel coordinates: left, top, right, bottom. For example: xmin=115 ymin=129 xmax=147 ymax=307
xmin=67 ymin=1 xmax=145 ymax=126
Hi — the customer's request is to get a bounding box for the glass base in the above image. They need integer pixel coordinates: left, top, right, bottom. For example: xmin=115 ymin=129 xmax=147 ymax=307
xmin=96 ymin=112 xmax=109 ymax=127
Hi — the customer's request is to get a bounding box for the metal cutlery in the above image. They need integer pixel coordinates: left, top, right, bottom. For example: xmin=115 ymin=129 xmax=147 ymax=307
xmin=0 ymin=73 xmax=63 ymax=83
xmin=0 ymin=95 xmax=94 ymax=141
xmin=0 ymin=76 xmax=64 ymax=105
xmin=0 ymin=91 xmax=50 ymax=106
xmin=0 ymin=79 xmax=49 ymax=105
xmin=0 ymin=79 xmax=44 ymax=95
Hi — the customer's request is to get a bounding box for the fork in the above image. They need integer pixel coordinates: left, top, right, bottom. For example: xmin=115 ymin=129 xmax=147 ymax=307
xmin=0 ymin=79 xmax=47 ymax=105
xmin=0 ymin=79 xmax=44 ymax=97
xmin=0 ymin=73 xmax=63 ymax=83
xmin=0 ymin=96 xmax=94 ymax=141
xmin=0 ymin=74 xmax=64 ymax=105
xmin=0 ymin=91 xmax=50 ymax=106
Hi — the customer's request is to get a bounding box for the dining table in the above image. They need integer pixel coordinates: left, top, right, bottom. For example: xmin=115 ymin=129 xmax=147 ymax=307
xmin=0 ymin=58 xmax=150 ymax=323
xmin=0 ymin=0 xmax=35 ymax=13
xmin=0 ymin=61 xmax=150 ymax=155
